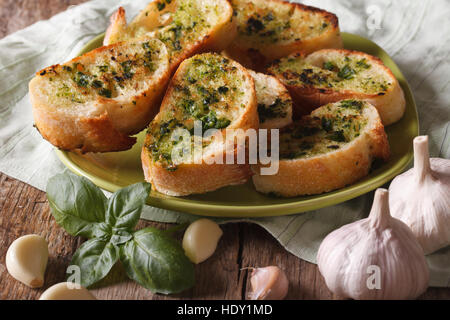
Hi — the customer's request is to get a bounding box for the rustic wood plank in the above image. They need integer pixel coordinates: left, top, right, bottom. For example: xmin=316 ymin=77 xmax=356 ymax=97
xmin=89 ymin=222 xmax=242 ymax=300
xmin=0 ymin=0 xmax=449 ymax=301
xmin=0 ymin=0 xmax=86 ymax=37
xmin=1 ymin=172 xmax=449 ymax=299
xmin=0 ymin=172 xmax=244 ymax=300
xmin=239 ymin=223 xmax=339 ymax=300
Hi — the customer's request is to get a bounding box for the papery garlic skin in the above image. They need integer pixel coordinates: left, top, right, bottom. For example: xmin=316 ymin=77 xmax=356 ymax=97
xmin=389 ymin=136 xmax=450 ymax=254
xmin=317 ymin=189 xmax=429 ymax=300
xmin=39 ymin=282 xmax=96 ymax=300
xmin=6 ymin=234 xmax=48 ymax=288
xmin=249 ymin=266 xmax=289 ymax=300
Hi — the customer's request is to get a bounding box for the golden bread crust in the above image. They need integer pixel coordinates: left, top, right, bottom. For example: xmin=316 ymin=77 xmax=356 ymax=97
xmin=224 ymin=0 xmax=343 ymax=70
xmin=29 ymin=39 xmax=170 ymax=153
xmin=252 ymin=100 xmax=390 ymax=197
xmin=268 ymin=49 xmax=406 ymax=125
xmin=142 ymin=53 xmax=259 ymax=196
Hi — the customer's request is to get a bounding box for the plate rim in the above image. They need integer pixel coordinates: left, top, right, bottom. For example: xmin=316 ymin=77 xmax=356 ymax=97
xmin=55 ymin=32 xmax=419 ymax=218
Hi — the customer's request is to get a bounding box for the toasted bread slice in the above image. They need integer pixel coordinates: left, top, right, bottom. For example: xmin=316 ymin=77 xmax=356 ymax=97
xmin=223 ymin=0 xmax=342 ymax=70
xmin=29 ymin=39 xmax=170 ymax=153
xmin=267 ymin=49 xmax=406 ymax=125
xmin=252 ymin=99 xmax=390 ymax=197
xmin=104 ymin=2 xmax=177 ymax=45
xmin=249 ymin=70 xmax=292 ymax=129
xmin=142 ymin=53 xmax=258 ymax=196
xmin=104 ymin=0 xmax=237 ymax=75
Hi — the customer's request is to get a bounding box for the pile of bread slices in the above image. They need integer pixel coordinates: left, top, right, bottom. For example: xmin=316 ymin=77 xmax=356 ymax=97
xmin=29 ymin=0 xmax=405 ymax=197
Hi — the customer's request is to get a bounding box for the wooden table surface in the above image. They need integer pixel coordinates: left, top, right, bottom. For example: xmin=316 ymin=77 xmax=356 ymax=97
xmin=0 ymin=0 xmax=448 ymax=300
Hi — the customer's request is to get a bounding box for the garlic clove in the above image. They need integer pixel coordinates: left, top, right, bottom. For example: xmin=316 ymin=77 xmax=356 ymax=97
xmin=318 ymin=188 xmax=429 ymax=300
xmin=182 ymin=219 xmax=223 ymax=264
xmin=6 ymin=234 xmax=48 ymax=288
xmin=39 ymin=282 xmax=96 ymax=300
xmin=249 ymin=266 xmax=289 ymax=300
xmin=389 ymin=135 xmax=450 ymax=254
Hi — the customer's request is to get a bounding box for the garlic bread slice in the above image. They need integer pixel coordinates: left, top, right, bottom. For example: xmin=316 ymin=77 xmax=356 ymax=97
xmin=224 ymin=0 xmax=343 ymax=70
xmin=252 ymin=99 xmax=390 ymax=197
xmin=249 ymin=70 xmax=292 ymax=129
xmin=142 ymin=53 xmax=258 ymax=196
xmin=29 ymin=39 xmax=170 ymax=153
xmin=104 ymin=0 xmax=237 ymax=75
xmin=268 ymin=49 xmax=406 ymax=125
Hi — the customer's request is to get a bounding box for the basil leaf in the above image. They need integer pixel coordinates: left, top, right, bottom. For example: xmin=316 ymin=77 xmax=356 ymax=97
xmin=105 ymin=182 xmax=151 ymax=230
xmin=70 ymin=238 xmax=119 ymax=287
xmin=120 ymin=228 xmax=195 ymax=294
xmin=110 ymin=229 xmax=133 ymax=245
xmin=46 ymin=173 xmax=108 ymax=238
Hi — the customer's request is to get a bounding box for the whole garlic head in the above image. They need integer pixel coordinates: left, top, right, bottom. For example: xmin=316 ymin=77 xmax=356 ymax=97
xmin=389 ymin=135 xmax=450 ymax=254
xmin=317 ymin=188 xmax=429 ymax=300
xmin=6 ymin=234 xmax=48 ymax=288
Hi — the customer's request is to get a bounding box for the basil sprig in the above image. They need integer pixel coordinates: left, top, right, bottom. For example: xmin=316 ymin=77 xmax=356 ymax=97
xmin=46 ymin=173 xmax=195 ymax=294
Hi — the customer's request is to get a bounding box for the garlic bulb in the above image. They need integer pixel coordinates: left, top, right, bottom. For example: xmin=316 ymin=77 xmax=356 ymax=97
xmin=248 ymin=266 xmax=288 ymax=300
xmin=389 ymin=135 xmax=450 ymax=254
xmin=317 ymin=188 xmax=429 ymax=300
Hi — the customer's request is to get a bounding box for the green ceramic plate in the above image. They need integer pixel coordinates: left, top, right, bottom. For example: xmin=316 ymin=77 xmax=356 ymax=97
xmin=55 ymin=32 xmax=419 ymax=217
